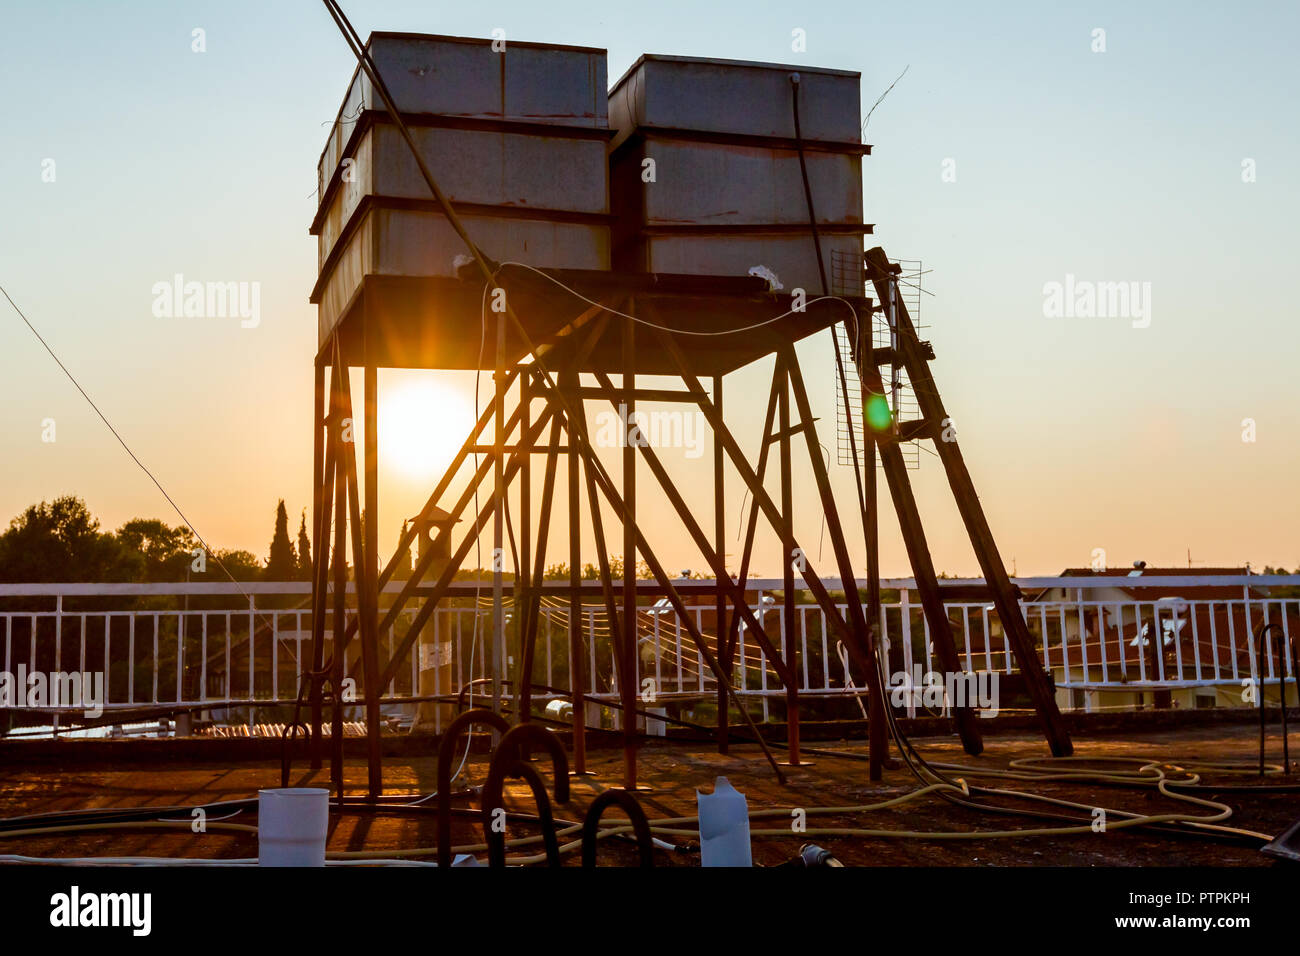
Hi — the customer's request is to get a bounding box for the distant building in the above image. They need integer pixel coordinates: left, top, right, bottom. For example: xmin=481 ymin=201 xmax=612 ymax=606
xmin=1026 ymin=566 xmax=1293 ymax=712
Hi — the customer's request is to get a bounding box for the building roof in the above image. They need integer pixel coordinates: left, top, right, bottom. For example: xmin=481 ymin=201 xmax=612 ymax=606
xmin=1029 ymin=567 xmax=1265 ymax=602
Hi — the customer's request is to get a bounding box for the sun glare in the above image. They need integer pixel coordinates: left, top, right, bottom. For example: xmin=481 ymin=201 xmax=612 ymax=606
xmin=380 ymin=378 xmax=474 ymax=480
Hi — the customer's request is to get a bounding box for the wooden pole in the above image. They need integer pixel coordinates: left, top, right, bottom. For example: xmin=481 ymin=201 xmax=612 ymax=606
xmin=857 ymin=343 xmax=983 ymax=755
xmin=860 ymin=315 xmax=885 ymax=765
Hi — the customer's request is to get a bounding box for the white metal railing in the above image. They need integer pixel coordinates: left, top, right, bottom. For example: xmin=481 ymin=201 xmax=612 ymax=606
xmin=0 ymin=576 xmax=1296 ymax=730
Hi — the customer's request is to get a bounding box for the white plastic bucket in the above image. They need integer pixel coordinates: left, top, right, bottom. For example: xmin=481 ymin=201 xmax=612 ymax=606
xmin=258 ymin=788 xmax=330 ymax=867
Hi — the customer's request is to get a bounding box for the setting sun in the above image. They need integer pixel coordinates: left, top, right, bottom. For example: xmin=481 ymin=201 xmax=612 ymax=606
xmin=379 ymin=376 xmax=474 ymax=480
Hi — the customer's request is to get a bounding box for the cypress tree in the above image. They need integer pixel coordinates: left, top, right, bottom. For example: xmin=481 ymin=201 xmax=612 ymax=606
xmin=265 ymin=500 xmax=296 ymax=580
xmin=296 ymin=509 xmax=312 ymax=580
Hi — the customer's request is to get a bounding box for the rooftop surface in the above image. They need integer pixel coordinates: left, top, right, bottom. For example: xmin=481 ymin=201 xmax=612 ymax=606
xmin=1 ymin=720 xmax=1296 ymax=866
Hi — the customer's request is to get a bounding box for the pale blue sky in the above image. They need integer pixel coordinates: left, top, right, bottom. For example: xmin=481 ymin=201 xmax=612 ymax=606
xmin=1 ymin=0 xmax=1297 ymax=576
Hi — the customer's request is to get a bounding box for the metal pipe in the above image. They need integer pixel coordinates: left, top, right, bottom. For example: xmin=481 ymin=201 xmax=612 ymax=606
xmin=481 ymin=724 xmax=570 ymax=867
xmin=1255 ymin=622 xmax=1290 ymax=775
xmin=436 ymin=708 xmax=510 ymax=868
xmin=582 ymin=789 xmax=654 ymax=867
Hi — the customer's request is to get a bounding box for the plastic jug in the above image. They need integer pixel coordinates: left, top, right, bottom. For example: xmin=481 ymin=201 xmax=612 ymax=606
xmin=696 ymin=776 xmax=752 ymax=867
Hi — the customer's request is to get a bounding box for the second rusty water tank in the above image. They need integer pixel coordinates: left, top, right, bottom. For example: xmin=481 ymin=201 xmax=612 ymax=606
xmin=607 ymin=54 xmax=871 ymax=296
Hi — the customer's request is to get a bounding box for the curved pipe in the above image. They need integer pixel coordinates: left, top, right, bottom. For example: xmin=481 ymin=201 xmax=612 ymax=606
xmin=1255 ymin=623 xmax=1292 ymax=776
xmin=582 ymin=789 xmax=654 ymax=868
xmin=437 ymin=708 xmax=510 ymax=868
xmin=281 ymin=665 xmax=339 ymax=789
xmin=495 ymin=724 xmax=571 ymax=800
xmin=483 ymin=761 xmax=562 ymax=867
xmin=482 ymin=724 xmax=570 ymax=867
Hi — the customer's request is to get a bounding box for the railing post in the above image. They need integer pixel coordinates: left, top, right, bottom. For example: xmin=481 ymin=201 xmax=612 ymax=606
xmin=54 ymin=593 xmax=62 ymax=677
xmin=900 ymin=588 xmax=914 ymax=718
xmin=248 ymin=594 xmax=256 ymax=711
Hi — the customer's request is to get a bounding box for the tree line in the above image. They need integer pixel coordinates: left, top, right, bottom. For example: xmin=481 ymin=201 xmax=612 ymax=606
xmin=0 ymin=495 xmax=313 ymax=583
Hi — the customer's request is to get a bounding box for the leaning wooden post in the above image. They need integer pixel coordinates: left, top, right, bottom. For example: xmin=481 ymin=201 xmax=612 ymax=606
xmin=864 ymin=246 xmax=1072 ymax=757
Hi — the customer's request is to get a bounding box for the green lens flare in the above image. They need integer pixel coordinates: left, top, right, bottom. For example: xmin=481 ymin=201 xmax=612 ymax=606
xmin=865 ymin=393 xmax=892 ymax=432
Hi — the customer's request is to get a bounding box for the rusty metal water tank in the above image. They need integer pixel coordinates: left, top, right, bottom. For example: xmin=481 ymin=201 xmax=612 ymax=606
xmin=607 ymin=54 xmax=870 ymax=296
xmin=310 ymin=33 xmax=612 ymax=346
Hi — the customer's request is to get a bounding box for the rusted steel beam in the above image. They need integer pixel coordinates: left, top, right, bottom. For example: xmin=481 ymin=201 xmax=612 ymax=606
xmin=577 ymin=398 xmax=626 ymax=744
xmin=355 ymin=321 xmax=610 ymax=662
xmin=336 ymin=358 xmax=383 ymax=798
xmin=564 ymin=368 xmax=587 ymax=774
xmin=363 ymin=322 xmax=382 ymax=797
xmin=588 ymin=370 xmax=795 ymax=689
xmin=724 ymin=363 xmax=783 ymax=693
xmin=621 ymin=315 xmax=638 ymax=788
xmin=519 ymin=417 xmax=562 ymax=728
xmin=549 ymin=403 xmax=787 ymax=784
xmin=375 ymin=405 xmax=560 ymax=691
xmin=492 ymin=306 xmax=507 ymax=719
xmin=328 ymin=344 xmax=348 ymax=799
xmin=781 ymin=345 xmax=890 ymax=780
xmin=657 ymin=325 xmax=884 ymax=777
xmin=777 ymin=359 xmax=802 ymax=764
xmin=362 ymin=399 xmax=530 ymax=651
xmin=332 ymin=366 xmax=521 ymax=658
xmin=518 ymin=369 xmax=532 ymax=727
xmin=714 ymin=374 xmax=729 ymax=754
xmin=308 ymin=358 xmax=328 ymax=769
xmin=570 ymin=386 xmax=704 ymax=403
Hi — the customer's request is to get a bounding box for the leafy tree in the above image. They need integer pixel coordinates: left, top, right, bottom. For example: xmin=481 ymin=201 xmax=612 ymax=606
xmin=0 ymin=496 xmax=134 ymax=582
xmin=296 ymin=510 xmax=312 ymax=580
xmin=116 ymin=518 xmax=197 ymax=581
xmin=213 ymin=549 xmax=264 ymax=581
xmin=265 ymin=500 xmax=297 ymax=580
